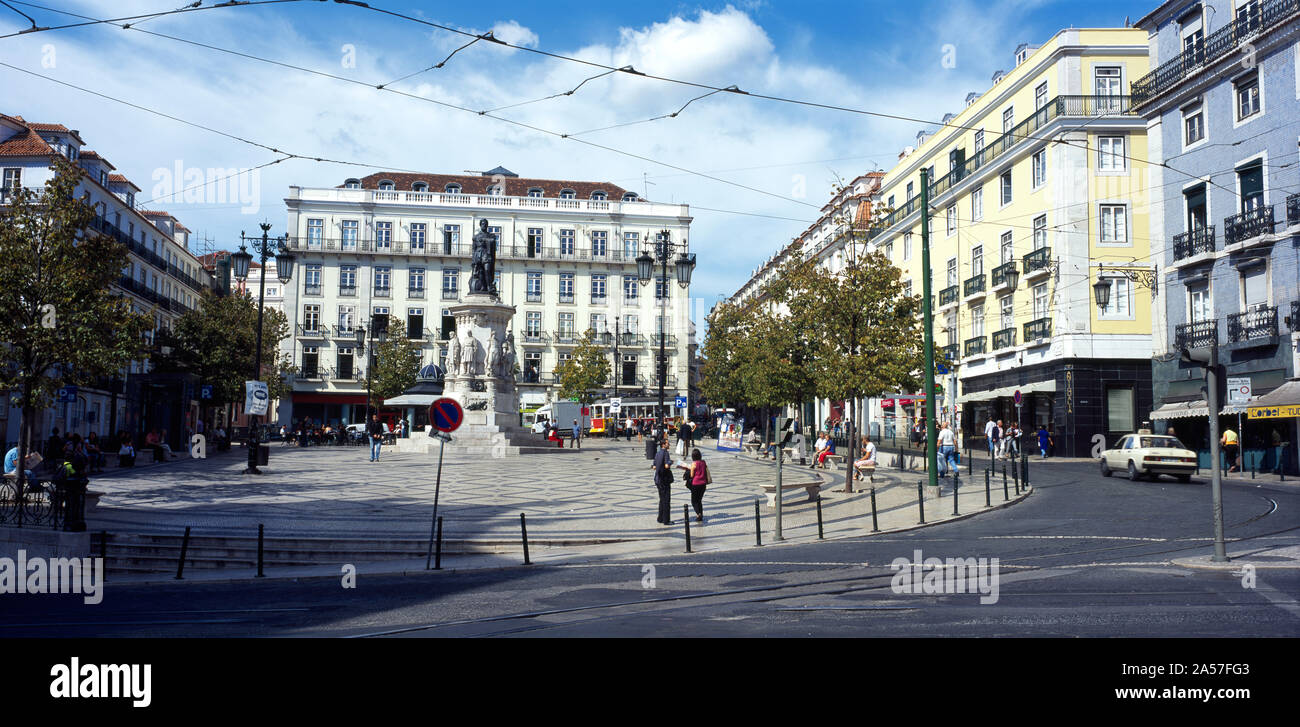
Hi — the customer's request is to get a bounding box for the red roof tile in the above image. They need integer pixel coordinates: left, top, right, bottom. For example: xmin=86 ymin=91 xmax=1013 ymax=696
xmin=107 ymin=173 xmax=141 ymax=192
xmin=0 ymin=125 xmax=54 ymax=157
xmin=345 ymin=172 xmax=635 ymax=201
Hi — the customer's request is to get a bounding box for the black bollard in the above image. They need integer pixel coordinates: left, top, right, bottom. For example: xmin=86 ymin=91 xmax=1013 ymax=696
xmin=434 ymin=516 xmax=443 ymax=570
xmin=683 ymin=505 xmax=692 ymax=553
xmin=870 ymin=485 xmax=880 ymax=532
xmin=1251 ymin=461 xmax=1256 ymax=479
xmin=257 ymin=523 xmax=265 ymax=578
xmin=952 ymin=473 xmax=959 ymax=515
xmin=1002 ymin=467 xmax=1009 ymax=500
xmin=1011 ymin=460 xmax=1020 ymax=494
xmin=816 ymin=497 xmax=824 ymax=539
xmin=1003 ymin=464 xmax=1010 ymax=495
xmin=175 ymin=526 xmax=191 ymax=580
xmin=754 ymin=499 xmax=763 ymax=546
xmin=1022 ymin=453 xmax=1030 ymax=488
xmin=968 ymin=447 xmax=973 ymax=476
xmin=984 ymin=469 xmax=991 ymax=507
xmin=917 ymin=481 xmax=925 ymax=524
xmin=520 ymin=513 xmax=531 ymax=565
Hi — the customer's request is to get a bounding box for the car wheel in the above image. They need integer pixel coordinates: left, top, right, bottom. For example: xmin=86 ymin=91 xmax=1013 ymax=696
xmin=1176 ymin=474 xmax=1191 ymax=483
xmin=1127 ymin=461 xmax=1141 ymax=481
xmin=1100 ymin=458 xmax=1111 ymax=477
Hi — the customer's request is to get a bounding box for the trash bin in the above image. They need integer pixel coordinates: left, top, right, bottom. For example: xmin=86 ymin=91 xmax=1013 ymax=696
xmin=645 ymin=438 xmax=657 ymax=460
xmin=257 ymin=444 xmax=270 ymax=466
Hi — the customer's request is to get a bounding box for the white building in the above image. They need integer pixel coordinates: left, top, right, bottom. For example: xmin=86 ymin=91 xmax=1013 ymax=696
xmin=279 ymin=167 xmax=695 ymax=427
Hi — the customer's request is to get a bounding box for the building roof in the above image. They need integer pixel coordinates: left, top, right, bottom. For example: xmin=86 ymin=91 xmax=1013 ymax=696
xmin=106 ymin=173 xmax=141 ymax=192
xmin=26 ymin=122 xmax=85 ymax=144
xmin=0 ymin=124 xmax=54 ymax=157
xmin=78 ymin=150 xmax=116 ymax=170
xmin=343 ymin=172 xmax=634 ymax=200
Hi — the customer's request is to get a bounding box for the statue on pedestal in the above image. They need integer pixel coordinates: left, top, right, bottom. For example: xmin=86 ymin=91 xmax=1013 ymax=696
xmin=470 ymin=219 xmax=497 ymax=296
xmin=446 ymin=334 xmax=460 ymax=377
xmin=460 ymin=329 xmax=479 ymax=377
xmin=487 ymin=331 xmax=501 ymax=380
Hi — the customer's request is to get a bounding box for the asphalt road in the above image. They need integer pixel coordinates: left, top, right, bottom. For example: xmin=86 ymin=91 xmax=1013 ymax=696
xmin=5 ymin=459 xmax=1298 ymax=637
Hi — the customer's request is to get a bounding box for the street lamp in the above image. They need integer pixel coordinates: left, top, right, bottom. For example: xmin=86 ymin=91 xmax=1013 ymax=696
xmin=360 ymin=315 xmax=388 ymax=431
xmin=231 ymin=222 xmax=293 ymax=475
xmin=1093 ymin=276 xmax=1112 ymax=309
xmin=636 ymin=229 xmax=696 ymax=440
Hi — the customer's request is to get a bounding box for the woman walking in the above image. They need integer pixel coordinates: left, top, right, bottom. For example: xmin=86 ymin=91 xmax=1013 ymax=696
xmin=676 ymin=448 xmax=710 ymax=522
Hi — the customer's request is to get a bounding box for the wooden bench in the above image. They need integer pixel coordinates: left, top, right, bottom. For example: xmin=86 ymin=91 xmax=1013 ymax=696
xmin=758 ymin=476 xmax=824 ymax=507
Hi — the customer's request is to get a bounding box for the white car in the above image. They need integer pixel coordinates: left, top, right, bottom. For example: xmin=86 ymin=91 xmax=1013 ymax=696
xmin=1100 ymin=431 xmax=1198 ymax=482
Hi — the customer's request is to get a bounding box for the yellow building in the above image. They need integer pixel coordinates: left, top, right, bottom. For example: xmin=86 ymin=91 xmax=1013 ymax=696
xmin=868 ymin=29 xmax=1153 ymax=457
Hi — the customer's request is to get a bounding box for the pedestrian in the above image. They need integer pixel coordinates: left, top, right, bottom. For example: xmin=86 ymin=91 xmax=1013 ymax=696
xmin=44 ymin=428 xmax=64 ymax=463
xmin=937 ymin=421 xmax=957 ymax=477
xmin=984 ymin=417 xmax=997 ymax=457
xmin=367 ymin=413 xmax=384 ymax=462
xmin=676 ymin=447 xmax=711 ymax=522
xmin=1038 ymin=424 xmax=1050 ymax=459
xmin=86 ymin=431 xmax=105 ymax=474
xmin=1221 ymin=427 xmax=1240 ymax=473
xmin=652 ymin=437 xmax=673 ymax=525
xmin=625 ymin=416 xmax=634 ymax=442
xmin=676 ymin=419 xmax=692 ymax=457
xmin=570 ymin=419 xmax=581 ymax=449
xmin=991 ymin=420 xmax=1004 ymax=460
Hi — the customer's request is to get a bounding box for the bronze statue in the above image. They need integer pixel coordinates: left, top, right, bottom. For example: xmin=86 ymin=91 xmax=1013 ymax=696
xmin=470 ymin=219 xmax=497 ymax=295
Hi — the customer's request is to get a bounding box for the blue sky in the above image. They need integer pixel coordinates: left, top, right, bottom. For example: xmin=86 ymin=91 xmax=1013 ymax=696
xmin=1 ymin=0 xmax=1153 ymax=307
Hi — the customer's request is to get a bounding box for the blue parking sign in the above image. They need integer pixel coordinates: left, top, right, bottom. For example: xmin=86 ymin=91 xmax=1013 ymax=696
xmin=675 ymin=396 xmax=687 ymax=409
xmin=58 ymin=386 xmax=77 ymax=403
xmin=201 ymin=384 xmax=213 ymax=400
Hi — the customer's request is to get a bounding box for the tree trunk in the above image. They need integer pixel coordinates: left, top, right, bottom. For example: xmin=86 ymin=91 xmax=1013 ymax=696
xmin=16 ymin=385 xmax=32 ymax=496
xmin=843 ymin=396 xmax=856 ymax=493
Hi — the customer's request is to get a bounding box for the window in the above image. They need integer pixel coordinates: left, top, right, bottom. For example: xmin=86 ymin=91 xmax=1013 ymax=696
xmin=1034 ymin=82 xmax=1048 ymax=110
xmin=488 ymin=226 xmax=502 ymax=253
xmin=525 ymin=311 xmax=542 ymax=335
xmin=902 ymin=280 xmax=912 ymax=298
xmin=340 ymin=265 xmax=357 ymax=289
xmin=655 ymin=276 xmax=669 ymax=300
xmin=591 ymin=274 xmax=607 ymax=302
xmin=591 ymin=313 xmax=606 ymax=334
xmin=591 ymin=190 xmax=607 ymax=201
xmin=1237 ymin=161 xmax=1264 ymax=212
xmin=972 ymin=245 xmax=984 ymax=275
xmin=1000 ymin=231 xmax=1014 ymax=264
xmin=528 ymin=188 xmax=543 ymax=198
xmin=1099 ymin=276 xmax=1132 ymax=318
xmin=410 ymin=223 xmax=426 ymax=250
xmin=344 ymin=179 xmax=361 ymax=189
xmin=442 ymin=268 xmax=459 ymax=294
xmin=905 ymin=182 xmax=914 ymax=200
xmin=622 ymin=192 xmax=638 ymax=202
xmin=1098 ymin=136 xmax=1125 ymax=171
xmin=302 ymin=346 xmax=319 ymax=378
xmin=560 ymin=229 xmax=576 ymax=257
xmin=303 ymin=304 xmax=320 ymax=331
xmin=523 ymin=351 xmax=541 ymax=382
xmin=1185 ymin=184 xmax=1207 ymax=231
xmin=623 ymin=231 xmax=639 ymax=258
xmin=378 ymin=180 xmax=394 ymax=191
xmin=409 ymin=267 xmax=425 ymax=292
xmin=559 ymin=272 xmax=575 ymax=303
xmin=1000 ymin=294 xmax=1014 ymax=330
xmin=1184 ymin=104 xmax=1205 ymax=146
xmin=407 ymin=308 xmax=424 ymax=339
xmin=1000 ymin=170 xmax=1012 ymax=205
xmin=1235 ymin=72 xmax=1260 ymax=121
xmin=1032 ymin=283 xmax=1048 ymax=320
xmin=526 ymin=272 xmax=543 ymax=301
xmin=2 ymin=167 xmax=22 ymax=191
xmin=487 ymin=184 xmax=503 ymax=196
xmin=947 ymin=258 xmax=958 ymax=287
xmin=946 ymin=204 xmax=957 ymax=235
xmin=443 ymin=224 xmax=460 ymax=254
xmin=413 ymin=182 xmax=428 ymax=192
xmin=337 ymin=304 xmax=355 ymax=332
xmin=972 ymin=305 xmax=985 ymax=337
xmin=970 ymin=186 xmax=983 ymax=222
xmin=1032 ymin=149 xmax=1046 ymax=187
xmin=1100 ymin=205 xmax=1128 ymax=243
xmin=1106 ymin=387 xmax=1134 ymax=433
xmin=624 ymin=275 xmax=638 ymax=301
xmin=525 ymin=227 xmax=543 ymax=257
xmin=376 ymin=221 xmax=392 ymax=250
xmin=445 ymin=183 xmax=461 ymax=194
xmin=591 ymin=230 xmax=607 ymax=257
xmin=1094 ymin=66 xmax=1122 ymax=110
xmin=336 ymin=347 xmax=354 ymax=379
xmin=883 ymin=241 xmax=894 ymax=260
xmin=903 ymin=232 xmax=913 ymax=261
xmin=625 ymin=315 xmax=639 ymax=334
xmin=1189 ymin=286 xmax=1211 ymax=323
xmin=558 ymin=312 xmax=575 ymax=337
xmin=974 ymin=129 xmax=984 ymax=155
xmin=374 ymin=266 xmax=391 ymax=293
xmin=559 ymin=189 xmax=576 ymax=199
xmin=304 ymin=219 xmax=324 ymax=248
xmin=1002 ymin=107 xmax=1014 ymax=133
xmin=944 ymin=311 xmax=957 ymax=346
xmin=621 ymin=353 xmax=638 ymax=385
xmin=1242 ymin=265 xmax=1268 ymax=310
xmin=341 ymin=220 xmax=358 ymax=250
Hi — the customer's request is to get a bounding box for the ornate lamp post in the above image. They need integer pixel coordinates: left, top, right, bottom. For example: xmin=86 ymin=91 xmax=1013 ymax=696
xmin=636 ymin=229 xmax=696 ymax=440
xmin=230 ymin=222 xmax=294 ymax=475
xmin=358 ymin=316 xmax=388 ymax=430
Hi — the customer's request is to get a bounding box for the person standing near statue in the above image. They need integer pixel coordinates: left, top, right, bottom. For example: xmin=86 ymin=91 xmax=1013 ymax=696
xmin=470 ymin=219 xmax=498 ymax=295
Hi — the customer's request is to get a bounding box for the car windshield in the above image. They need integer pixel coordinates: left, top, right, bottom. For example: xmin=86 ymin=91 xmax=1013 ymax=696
xmin=1140 ymin=436 xmax=1185 ymax=449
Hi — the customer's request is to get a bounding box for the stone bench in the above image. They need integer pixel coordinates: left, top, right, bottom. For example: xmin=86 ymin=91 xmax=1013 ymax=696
xmin=758 ymin=476 xmax=824 ymax=507
xmin=742 ymin=442 xmax=763 ymax=455
xmin=815 ymin=453 xmax=845 ymax=469
xmin=852 ymin=462 xmax=876 ymax=483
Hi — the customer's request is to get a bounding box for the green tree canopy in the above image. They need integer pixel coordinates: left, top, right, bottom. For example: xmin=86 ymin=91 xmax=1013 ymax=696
xmin=371 ymin=315 xmax=422 ymax=404
xmin=555 ymin=328 xmax=612 ymax=407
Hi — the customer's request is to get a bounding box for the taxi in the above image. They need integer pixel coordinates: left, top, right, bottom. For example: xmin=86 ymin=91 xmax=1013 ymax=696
xmin=1099 ymin=429 xmax=1198 ymax=482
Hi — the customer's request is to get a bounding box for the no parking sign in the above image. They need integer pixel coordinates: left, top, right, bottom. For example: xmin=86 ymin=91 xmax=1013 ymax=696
xmin=429 ymin=397 xmax=464 ymax=433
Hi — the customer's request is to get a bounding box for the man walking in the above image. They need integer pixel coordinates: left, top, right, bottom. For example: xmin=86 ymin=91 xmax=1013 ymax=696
xmin=367 ymin=414 xmax=384 ymax=462
xmin=570 ymin=419 xmax=581 ymax=449
xmin=937 ymin=421 xmax=958 ymax=477
xmin=652 ymin=437 xmax=673 ymax=525
xmin=984 ymin=417 xmax=996 ymax=457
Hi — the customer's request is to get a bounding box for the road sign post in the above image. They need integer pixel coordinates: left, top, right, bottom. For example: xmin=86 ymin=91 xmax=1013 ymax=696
xmin=1013 ymin=389 xmax=1023 ymax=458
xmin=425 ymin=397 xmax=464 ymax=568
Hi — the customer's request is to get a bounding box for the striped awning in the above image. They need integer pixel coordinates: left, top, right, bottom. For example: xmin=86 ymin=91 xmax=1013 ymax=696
xmin=1149 ymin=400 xmax=1209 ymax=420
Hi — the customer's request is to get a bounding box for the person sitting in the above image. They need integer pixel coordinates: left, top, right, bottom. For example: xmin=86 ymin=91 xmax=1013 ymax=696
xmin=117 ymin=436 xmax=136 ymax=468
xmin=86 ymin=432 xmax=106 ymax=474
xmin=854 ymin=435 xmax=878 ymax=480
xmin=145 ymin=429 xmax=165 ymax=462
xmin=160 ymin=428 xmax=178 ymax=459
xmin=5 ymin=444 xmax=41 ymax=485
xmin=810 ymin=432 xmax=831 ymax=469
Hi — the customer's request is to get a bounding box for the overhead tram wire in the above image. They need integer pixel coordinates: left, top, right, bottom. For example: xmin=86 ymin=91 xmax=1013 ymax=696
xmin=376 ymin=31 xmax=496 ymax=89
xmin=8 ymin=5 xmax=819 ymax=211
xmin=0 ymin=0 xmax=305 ymax=39
xmin=565 ymin=87 xmax=732 ymax=138
xmin=479 ymin=68 xmax=622 ymax=114
xmin=135 ymin=155 xmax=291 ymax=208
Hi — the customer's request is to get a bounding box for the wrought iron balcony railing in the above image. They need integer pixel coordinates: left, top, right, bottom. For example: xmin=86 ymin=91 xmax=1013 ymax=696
xmin=521 ymin=330 xmax=550 ymax=344
xmin=1022 ymin=247 xmax=1051 ymax=276
xmin=297 ymin=324 xmax=325 ymax=338
xmin=991 ymin=261 xmax=1018 ymax=289
xmin=373 ymin=287 xmax=391 ymax=298
xmin=408 ymin=287 xmax=425 ymax=299
xmin=332 ymin=325 xmax=358 ymax=340
xmin=963 ymin=273 xmax=986 ymax=298
xmin=1224 ymin=206 xmax=1274 ymax=245
xmin=338 ymin=285 xmax=356 ymax=297
xmin=992 ymin=327 xmax=1017 ymax=350
xmin=1023 ymin=317 xmax=1052 ymax=343
xmin=1173 ymin=226 xmax=1216 ymax=260
xmin=941 ymin=343 xmax=959 ymax=362
xmin=939 ymin=285 xmax=958 ymax=306
xmin=1288 ymin=192 xmax=1300 ymax=226
xmin=559 ymin=294 xmax=575 ymax=304
xmin=1175 ymin=319 xmax=1217 ymax=349
xmin=526 ymin=292 xmax=543 ymax=302
xmin=1228 ymin=306 xmax=1278 ymax=343
xmin=303 ymin=283 xmax=322 ymax=296
xmin=964 ymin=336 xmax=986 ymax=357
xmin=441 ymin=290 xmax=459 ymax=301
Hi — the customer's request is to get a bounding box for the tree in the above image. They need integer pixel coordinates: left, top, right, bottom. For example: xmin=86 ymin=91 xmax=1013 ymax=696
xmin=555 ymin=328 xmax=611 ymax=421
xmin=0 ymin=156 xmax=153 ymax=490
xmin=153 ymin=288 xmax=295 ymax=425
xmin=371 ymin=315 xmax=423 ymax=404
xmin=698 ymin=301 xmax=748 ymax=410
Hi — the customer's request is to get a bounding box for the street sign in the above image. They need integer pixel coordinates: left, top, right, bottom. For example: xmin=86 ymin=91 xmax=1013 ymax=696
xmin=936 ymin=362 xmax=949 ymax=376
xmin=776 ymin=416 xmax=796 ymax=446
xmin=57 ymin=386 xmax=77 ymax=403
xmin=244 ymin=381 xmax=268 ymax=416
xmin=610 ymin=397 xmax=622 ymax=414
xmin=1227 ymin=377 xmax=1252 ymax=404
xmin=200 ymin=384 xmax=213 ymax=400
xmin=430 ymin=431 xmax=453 ymax=443
xmin=429 ymin=397 xmax=465 ymax=433
xmin=1249 ymin=404 xmax=1300 ymax=419
xmin=675 ymin=395 xmax=688 ymax=409
xmin=1013 ymin=389 xmax=1022 ymax=406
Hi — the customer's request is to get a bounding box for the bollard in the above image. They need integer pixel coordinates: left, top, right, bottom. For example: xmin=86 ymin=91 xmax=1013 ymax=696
xmin=754 ymin=499 xmax=762 ymax=546
xmin=520 ymin=513 xmax=531 ymax=565
xmin=683 ymin=505 xmax=692 ymax=553
xmin=257 ymin=523 xmax=265 ymax=578
xmin=1022 ymin=453 xmax=1030 ymax=488
xmin=816 ymin=497 xmax=824 ymax=539
xmin=1003 ymin=464 xmax=1010 ymax=495
xmin=434 ymin=516 xmax=443 ymax=570
xmin=1002 ymin=467 xmax=1009 ymax=501
xmin=968 ymin=448 xmax=973 ymax=476
xmin=952 ymin=473 xmax=959 ymax=515
xmin=1251 ymin=462 xmax=1256 ymax=479
xmin=870 ymin=485 xmax=880 ymax=532
xmin=984 ymin=469 xmax=991 ymax=507
xmin=1011 ymin=460 xmax=1020 ymax=494
xmin=917 ymin=481 xmax=925 ymax=524
xmin=174 ymin=526 xmax=191 ymax=580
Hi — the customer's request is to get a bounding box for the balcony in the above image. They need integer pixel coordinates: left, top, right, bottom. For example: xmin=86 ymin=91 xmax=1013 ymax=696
xmin=373 ymin=287 xmax=391 ymax=299
xmin=623 ymin=295 xmax=639 ymax=305
xmin=298 ymin=324 xmax=326 ymax=338
xmin=521 ymin=331 xmax=551 ymax=346
xmin=650 ymin=334 xmax=679 ymax=346
xmin=591 ymin=295 xmax=607 ymax=306
xmin=992 ymin=327 xmax=1017 ymax=351
xmin=939 ymin=285 xmax=959 ymax=308
xmin=554 ymin=331 xmax=580 ymax=345
xmin=1023 ymin=317 xmax=1052 ymax=343
xmin=1022 ymin=247 xmax=1052 ymax=279
xmin=1228 ymin=306 xmax=1278 ymax=343
xmin=1224 ymin=206 xmax=1274 ymax=246
xmin=1288 ymin=193 xmax=1300 ymax=226
xmin=299 ymin=367 xmax=324 ymax=381
xmin=991 ymin=261 xmax=1018 ymax=291
xmin=1172 ymin=226 xmax=1216 ymax=261
xmin=303 ymin=283 xmax=322 ymax=296
xmin=332 ymin=326 xmax=359 ymax=340
xmin=331 ymin=367 xmax=357 ymax=381
xmin=1132 ymin=0 xmax=1300 ymax=106
xmin=940 ymin=343 xmax=959 ymax=362
xmin=526 ymin=292 xmax=543 ymax=303
xmin=963 ymin=273 xmax=986 ymax=300
xmin=1175 ymin=320 xmax=1217 ymax=350
xmin=964 ymin=336 xmax=987 ymax=357
xmin=338 ymin=285 xmax=356 ymax=297
xmin=441 ymin=290 xmax=459 ymax=301
xmin=559 ymin=293 xmax=575 ymax=304
xmin=408 ymin=287 xmax=425 ymax=299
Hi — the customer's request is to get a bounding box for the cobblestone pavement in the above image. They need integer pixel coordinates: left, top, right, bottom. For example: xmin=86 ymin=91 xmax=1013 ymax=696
xmin=84 ymin=437 xmax=1028 ymax=557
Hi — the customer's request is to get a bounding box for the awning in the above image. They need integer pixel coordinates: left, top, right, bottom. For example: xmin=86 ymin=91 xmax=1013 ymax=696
xmin=1221 ymin=396 xmax=1258 ymax=415
xmin=1150 ymin=400 xmax=1210 ymax=420
xmin=1247 ymin=377 xmax=1300 ymax=419
xmin=384 ymin=394 xmax=439 ymax=407
xmin=958 ymin=379 xmax=1056 ymax=405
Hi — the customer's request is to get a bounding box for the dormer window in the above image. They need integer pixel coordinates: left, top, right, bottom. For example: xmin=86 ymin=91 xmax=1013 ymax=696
xmin=378 ymin=180 xmax=395 ymax=191
xmin=559 ymin=189 xmax=576 ymax=199
xmin=590 ymin=190 xmax=607 ymax=201
xmin=445 ymin=183 xmax=462 ymax=194
xmin=99 ymin=170 xmax=108 ymax=186
xmin=487 ymin=184 xmax=503 ymax=196
xmin=412 ymin=182 xmax=428 ymax=192
xmin=344 ymin=178 xmax=361 ymax=189
xmin=126 ymin=192 xmax=135 ymax=208
xmin=528 ymin=188 xmax=544 ymax=198
xmin=622 ymin=192 xmax=638 ymax=202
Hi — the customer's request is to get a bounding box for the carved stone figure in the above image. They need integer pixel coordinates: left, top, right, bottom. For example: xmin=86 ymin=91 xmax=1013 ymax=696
xmin=446 ymin=334 xmax=460 ymax=376
xmin=460 ymin=329 xmax=480 ymax=377
xmin=487 ymin=331 xmax=501 ymax=379
xmin=501 ymin=336 xmax=516 ymax=383
xmin=470 ymin=219 xmax=497 ymax=295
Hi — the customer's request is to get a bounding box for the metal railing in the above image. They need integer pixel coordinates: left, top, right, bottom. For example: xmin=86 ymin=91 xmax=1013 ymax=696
xmin=408 ymin=287 xmax=425 ymax=299
xmin=650 ymin=334 xmax=679 ymax=346
xmin=332 ymin=325 xmax=359 ymax=340
xmin=441 ymin=290 xmax=459 ymax=301
xmin=1024 ymin=317 xmax=1052 ymax=343
xmin=1022 ymin=247 xmax=1051 ymax=275
xmin=1224 ymin=206 xmax=1274 ymax=245
xmin=298 ymin=324 xmax=326 ymax=337
xmin=303 ymin=284 xmax=322 ymax=296
xmin=1175 ymin=319 xmax=1217 ymax=349
xmin=591 ymin=295 xmax=607 ymax=306
xmin=1173 ymin=226 xmax=1216 ymax=260
xmin=331 ymin=366 xmax=358 ymax=381
xmin=554 ymin=331 xmax=580 ymax=345
xmin=373 ymin=287 xmax=391 ymax=298
xmin=1228 ymin=306 xmax=1278 ymax=342
xmin=1132 ymin=0 xmax=1300 ymax=105
xmin=559 ymin=294 xmax=574 ymax=304
xmin=991 ymin=261 xmax=1018 ymax=289
xmin=526 ymin=292 xmax=543 ymax=302
xmin=338 ymin=285 xmax=356 ymax=297
xmin=992 ymin=327 xmax=1017 ymax=350
xmin=1288 ymin=193 xmax=1299 ymax=226
xmin=964 ymin=336 xmax=986 ymax=357
xmin=939 ymin=285 xmax=958 ymax=306
xmin=521 ymin=330 xmax=550 ymax=344
xmin=941 ymin=343 xmax=959 ymax=362
xmin=963 ymin=273 xmax=986 ymax=298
